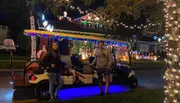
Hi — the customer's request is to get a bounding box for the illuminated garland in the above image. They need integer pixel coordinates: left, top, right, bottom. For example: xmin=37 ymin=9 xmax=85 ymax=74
xmin=24 ymin=31 xmax=128 ymax=46
xmin=117 ymin=22 xmax=161 ymax=29
xmin=163 ymin=0 xmax=180 ymax=103
xmin=38 ymin=27 xmax=105 ymax=36
xmin=30 ymin=16 xmax=37 ymax=61
xmin=74 ymin=13 xmax=161 ymax=30
xmin=69 ymin=5 xmax=91 ymax=15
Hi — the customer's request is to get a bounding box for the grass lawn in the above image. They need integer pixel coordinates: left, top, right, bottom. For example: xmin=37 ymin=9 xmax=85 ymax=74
xmin=34 ymin=89 xmax=164 ymax=103
xmin=0 ymin=53 xmax=27 ymax=60
xmin=119 ymin=60 xmax=166 ymax=69
xmin=0 ymin=60 xmax=26 ymax=69
xmin=0 ymin=53 xmax=166 ymax=69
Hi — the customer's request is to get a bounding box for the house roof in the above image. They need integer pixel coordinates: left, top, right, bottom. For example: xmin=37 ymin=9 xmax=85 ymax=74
xmin=37 ymin=18 xmax=105 ymax=34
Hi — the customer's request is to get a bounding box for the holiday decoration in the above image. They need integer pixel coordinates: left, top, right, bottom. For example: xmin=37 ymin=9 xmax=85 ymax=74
xmin=39 ymin=36 xmax=48 ymax=51
xmin=30 ymin=16 xmax=37 ymax=61
xmin=24 ymin=27 xmax=128 ymax=61
xmin=164 ymin=0 xmax=180 ymax=103
xmin=58 ymin=11 xmax=72 ymax=21
xmin=3 ymin=39 xmax=16 ymax=50
xmin=41 ymin=14 xmax=54 ymax=32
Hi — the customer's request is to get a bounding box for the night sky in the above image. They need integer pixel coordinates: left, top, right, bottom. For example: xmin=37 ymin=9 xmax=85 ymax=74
xmin=0 ymin=0 xmax=155 ymax=41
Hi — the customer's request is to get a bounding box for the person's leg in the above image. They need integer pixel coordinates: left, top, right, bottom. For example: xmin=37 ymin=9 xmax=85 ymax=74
xmin=47 ymin=73 xmax=56 ymax=100
xmin=55 ymin=73 xmax=63 ymax=97
xmin=104 ymin=70 xmax=111 ymax=94
xmin=97 ymin=69 xmax=104 ymax=95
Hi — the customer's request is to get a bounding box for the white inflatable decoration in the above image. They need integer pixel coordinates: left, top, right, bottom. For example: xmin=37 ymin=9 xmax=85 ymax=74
xmin=0 ymin=39 xmax=16 ymax=50
xmin=3 ymin=39 xmax=16 ymax=50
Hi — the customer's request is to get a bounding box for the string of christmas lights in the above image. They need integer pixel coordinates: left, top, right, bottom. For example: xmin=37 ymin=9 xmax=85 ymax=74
xmin=117 ymin=21 xmax=161 ymax=29
xmin=163 ymin=0 xmax=180 ymax=103
xmin=55 ymin=2 xmax=162 ymax=30
xmin=69 ymin=5 xmax=91 ymax=15
xmin=30 ymin=16 xmax=37 ymax=61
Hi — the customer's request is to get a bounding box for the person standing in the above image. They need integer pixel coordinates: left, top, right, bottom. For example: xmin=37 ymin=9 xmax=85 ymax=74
xmin=42 ymin=42 xmax=63 ymax=100
xmin=90 ymin=41 xmax=113 ymax=95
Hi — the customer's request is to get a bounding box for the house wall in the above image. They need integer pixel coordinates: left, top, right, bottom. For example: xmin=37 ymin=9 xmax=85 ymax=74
xmin=136 ymin=41 xmax=158 ymax=54
xmin=0 ymin=25 xmax=8 ymax=45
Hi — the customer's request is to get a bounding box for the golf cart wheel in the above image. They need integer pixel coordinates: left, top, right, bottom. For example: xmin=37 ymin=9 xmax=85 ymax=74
xmin=128 ymin=76 xmax=138 ymax=89
xmin=35 ymin=80 xmax=50 ymax=100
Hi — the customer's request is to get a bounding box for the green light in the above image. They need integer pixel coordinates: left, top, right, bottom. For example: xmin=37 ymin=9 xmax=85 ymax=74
xmin=83 ymin=21 xmax=87 ymax=25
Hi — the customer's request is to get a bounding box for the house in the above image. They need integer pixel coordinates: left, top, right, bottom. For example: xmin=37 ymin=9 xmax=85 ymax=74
xmin=0 ymin=25 xmax=8 ymax=44
xmin=136 ymin=40 xmax=158 ymax=54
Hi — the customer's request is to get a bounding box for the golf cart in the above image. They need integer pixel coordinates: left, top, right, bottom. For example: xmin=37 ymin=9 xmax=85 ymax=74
xmin=10 ymin=24 xmax=138 ymax=100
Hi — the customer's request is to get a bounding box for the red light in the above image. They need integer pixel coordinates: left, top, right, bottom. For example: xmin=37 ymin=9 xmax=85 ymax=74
xmin=31 ymin=76 xmax=35 ymax=81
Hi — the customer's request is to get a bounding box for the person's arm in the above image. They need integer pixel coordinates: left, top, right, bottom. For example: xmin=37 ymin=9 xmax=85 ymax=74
xmin=90 ymin=50 xmax=97 ymax=66
xmin=107 ymin=49 xmax=113 ymax=69
xmin=90 ymin=56 xmax=97 ymax=66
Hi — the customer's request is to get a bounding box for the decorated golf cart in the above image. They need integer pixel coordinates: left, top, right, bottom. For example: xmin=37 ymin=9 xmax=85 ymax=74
xmin=11 ymin=14 xmax=138 ymax=100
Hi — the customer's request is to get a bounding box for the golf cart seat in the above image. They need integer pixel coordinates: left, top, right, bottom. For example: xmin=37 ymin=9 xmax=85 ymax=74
xmin=70 ymin=56 xmax=83 ymax=70
xmin=77 ymin=64 xmax=93 ymax=84
xmin=60 ymin=70 xmax=74 ymax=85
xmin=61 ymin=69 xmax=73 ymax=75
xmin=71 ymin=56 xmax=93 ymax=84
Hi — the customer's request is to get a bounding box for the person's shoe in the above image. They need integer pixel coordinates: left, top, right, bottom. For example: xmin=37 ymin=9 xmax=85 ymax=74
xmin=54 ymin=96 xmax=59 ymax=100
xmin=48 ymin=99 xmax=54 ymax=102
xmin=99 ymin=92 xmax=104 ymax=96
xmin=105 ymin=92 xmax=109 ymax=95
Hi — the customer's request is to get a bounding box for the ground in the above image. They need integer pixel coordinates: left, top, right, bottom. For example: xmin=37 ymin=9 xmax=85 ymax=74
xmin=0 ymin=68 xmax=165 ymax=103
xmin=0 ymin=54 xmax=165 ymax=69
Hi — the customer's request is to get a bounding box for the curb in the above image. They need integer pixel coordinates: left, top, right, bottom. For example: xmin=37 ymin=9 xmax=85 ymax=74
xmin=0 ymin=69 xmax=24 ymax=72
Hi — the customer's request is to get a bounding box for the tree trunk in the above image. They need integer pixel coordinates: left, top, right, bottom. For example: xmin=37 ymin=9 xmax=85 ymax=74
xmin=164 ymin=1 xmax=180 ymax=102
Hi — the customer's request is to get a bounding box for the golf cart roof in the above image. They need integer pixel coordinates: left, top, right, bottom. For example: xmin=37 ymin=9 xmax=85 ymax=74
xmin=24 ymin=29 xmax=126 ymax=44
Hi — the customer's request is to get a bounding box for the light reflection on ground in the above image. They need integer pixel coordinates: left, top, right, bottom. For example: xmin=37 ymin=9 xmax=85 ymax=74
xmin=0 ymin=88 xmax=14 ymax=103
xmin=58 ymin=85 xmax=129 ymax=101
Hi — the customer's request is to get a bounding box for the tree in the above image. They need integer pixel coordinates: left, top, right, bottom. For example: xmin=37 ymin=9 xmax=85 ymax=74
xmin=0 ymin=0 xmax=30 ymax=55
xmin=41 ymin=0 xmax=72 ymax=16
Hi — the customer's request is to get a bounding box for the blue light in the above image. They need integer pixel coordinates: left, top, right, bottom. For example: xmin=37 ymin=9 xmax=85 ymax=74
xmin=42 ymin=34 xmax=49 ymax=38
xmin=69 ymin=38 xmax=72 ymax=40
xmin=29 ymin=33 xmax=36 ymax=36
xmin=58 ymin=85 xmax=129 ymax=101
xmin=153 ymin=36 xmax=157 ymax=40
xmin=42 ymin=14 xmax=45 ymax=20
xmin=161 ymin=36 xmax=166 ymax=40
xmin=0 ymin=88 xmax=14 ymax=103
xmin=72 ymin=38 xmax=77 ymax=40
